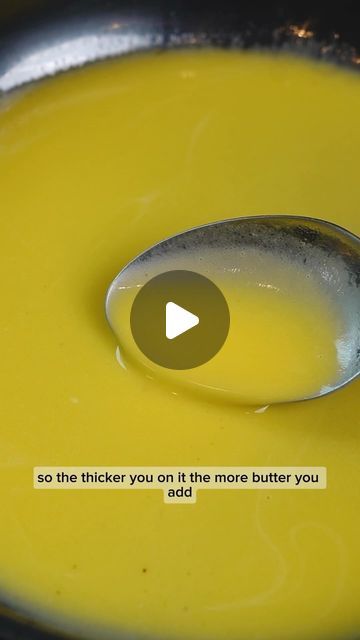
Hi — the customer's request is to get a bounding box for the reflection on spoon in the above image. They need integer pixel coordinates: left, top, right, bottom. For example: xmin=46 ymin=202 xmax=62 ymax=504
xmin=106 ymin=215 xmax=360 ymax=405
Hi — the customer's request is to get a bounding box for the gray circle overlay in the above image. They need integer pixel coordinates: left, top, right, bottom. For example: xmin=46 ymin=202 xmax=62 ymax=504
xmin=130 ymin=270 xmax=230 ymax=370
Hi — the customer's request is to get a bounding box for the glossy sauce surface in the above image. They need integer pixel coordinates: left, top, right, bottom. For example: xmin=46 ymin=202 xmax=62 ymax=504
xmin=0 ymin=50 xmax=359 ymax=640
xmin=108 ymin=250 xmax=344 ymax=403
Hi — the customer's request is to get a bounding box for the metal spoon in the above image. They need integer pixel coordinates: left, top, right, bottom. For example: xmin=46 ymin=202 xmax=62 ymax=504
xmin=106 ymin=215 xmax=360 ymax=403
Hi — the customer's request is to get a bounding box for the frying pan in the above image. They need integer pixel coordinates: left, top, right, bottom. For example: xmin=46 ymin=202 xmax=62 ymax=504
xmin=0 ymin=1 xmax=359 ymax=638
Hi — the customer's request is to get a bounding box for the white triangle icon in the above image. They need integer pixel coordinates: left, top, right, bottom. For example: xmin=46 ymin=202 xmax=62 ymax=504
xmin=166 ymin=302 xmax=199 ymax=340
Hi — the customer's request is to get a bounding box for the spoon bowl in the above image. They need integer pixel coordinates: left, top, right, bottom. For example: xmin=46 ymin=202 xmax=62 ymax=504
xmin=106 ymin=216 xmax=360 ymax=404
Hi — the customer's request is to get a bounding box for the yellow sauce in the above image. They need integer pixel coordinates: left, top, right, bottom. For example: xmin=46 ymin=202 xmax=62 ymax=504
xmin=195 ymin=277 xmax=341 ymax=402
xmin=0 ymin=50 xmax=359 ymax=640
xmin=109 ymin=251 xmax=344 ymax=404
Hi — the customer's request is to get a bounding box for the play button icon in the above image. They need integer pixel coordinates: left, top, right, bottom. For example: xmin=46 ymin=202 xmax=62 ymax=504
xmin=166 ymin=302 xmax=199 ymax=340
xmin=130 ymin=270 xmax=230 ymax=369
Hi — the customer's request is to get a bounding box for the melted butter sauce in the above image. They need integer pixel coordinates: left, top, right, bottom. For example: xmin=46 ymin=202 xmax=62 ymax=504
xmin=108 ymin=247 xmax=344 ymax=404
xmin=0 ymin=50 xmax=359 ymax=640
